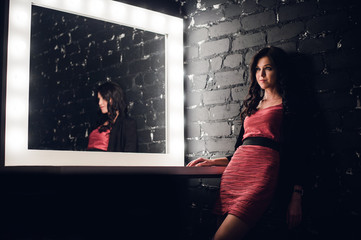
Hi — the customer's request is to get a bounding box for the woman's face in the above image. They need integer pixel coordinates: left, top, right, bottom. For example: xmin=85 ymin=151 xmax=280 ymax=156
xmin=255 ymin=56 xmax=277 ymax=90
xmin=98 ymin=92 xmax=108 ymax=114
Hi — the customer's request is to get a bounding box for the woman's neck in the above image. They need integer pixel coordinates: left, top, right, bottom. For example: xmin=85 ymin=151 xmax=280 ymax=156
xmin=263 ymin=89 xmax=281 ymax=101
xmin=257 ymin=89 xmax=282 ymax=109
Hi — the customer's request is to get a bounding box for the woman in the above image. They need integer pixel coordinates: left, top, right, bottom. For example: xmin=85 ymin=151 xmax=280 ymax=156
xmin=87 ymin=81 xmax=137 ymax=152
xmin=187 ymin=47 xmax=305 ymax=239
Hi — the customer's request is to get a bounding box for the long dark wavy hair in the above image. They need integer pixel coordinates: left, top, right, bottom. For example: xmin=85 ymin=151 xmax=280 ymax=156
xmin=96 ymin=82 xmax=126 ymax=132
xmin=240 ymin=46 xmax=291 ymax=121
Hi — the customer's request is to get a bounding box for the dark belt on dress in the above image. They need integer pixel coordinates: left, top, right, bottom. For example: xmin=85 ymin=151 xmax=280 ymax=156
xmin=242 ymin=137 xmax=280 ymax=152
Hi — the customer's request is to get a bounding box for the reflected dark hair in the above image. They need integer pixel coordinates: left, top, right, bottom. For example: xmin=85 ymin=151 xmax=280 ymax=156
xmin=97 ymin=81 xmax=126 ymax=132
xmin=241 ymin=46 xmax=290 ymax=120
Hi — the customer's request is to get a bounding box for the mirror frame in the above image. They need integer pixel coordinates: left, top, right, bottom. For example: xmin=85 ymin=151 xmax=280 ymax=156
xmin=4 ymin=0 xmax=184 ymax=166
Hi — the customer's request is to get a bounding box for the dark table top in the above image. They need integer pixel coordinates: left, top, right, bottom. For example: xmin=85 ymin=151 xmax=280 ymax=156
xmin=0 ymin=166 xmax=225 ymax=177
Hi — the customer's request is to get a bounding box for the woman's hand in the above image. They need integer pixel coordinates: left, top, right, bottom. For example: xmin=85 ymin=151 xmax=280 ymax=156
xmin=186 ymin=158 xmax=214 ymax=167
xmin=286 ymin=192 xmax=302 ymax=229
xmin=186 ymin=157 xmax=229 ymax=167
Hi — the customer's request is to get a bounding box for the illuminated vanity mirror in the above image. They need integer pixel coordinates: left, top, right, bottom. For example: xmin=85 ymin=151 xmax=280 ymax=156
xmin=5 ymin=0 xmax=184 ymax=166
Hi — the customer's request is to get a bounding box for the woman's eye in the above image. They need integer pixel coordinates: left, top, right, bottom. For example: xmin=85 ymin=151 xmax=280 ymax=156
xmin=265 ymin=67 xmax=272 ymax=71
xmin=255 ymin=67 xmax=260 ymax=71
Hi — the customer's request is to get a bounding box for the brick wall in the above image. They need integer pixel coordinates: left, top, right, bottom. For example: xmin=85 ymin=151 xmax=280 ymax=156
xmin=28 ymin=5 xmax=166 ymax=153
xmin=182 ymin=0 xmax=360 ymax=239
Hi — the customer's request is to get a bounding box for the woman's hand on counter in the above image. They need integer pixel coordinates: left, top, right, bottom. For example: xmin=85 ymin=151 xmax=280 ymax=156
xmin=186 ymin=157 xmax=229 ymax=167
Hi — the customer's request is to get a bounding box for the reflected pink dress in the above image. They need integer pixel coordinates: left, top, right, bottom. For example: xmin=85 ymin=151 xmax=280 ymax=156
xmin=87 ymin=127 xmax=110 ymax=151
xmin=214 ymin=104 xmax=283 ymax=226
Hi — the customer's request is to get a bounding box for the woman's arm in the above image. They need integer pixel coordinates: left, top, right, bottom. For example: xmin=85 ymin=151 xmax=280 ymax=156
xmin=186 ymin=157 xmax=229 ymax=167
xmin=287 ymin=184 xmax=303 ymax=229
xmin=282 ymin=110 xmax=308 ymax=229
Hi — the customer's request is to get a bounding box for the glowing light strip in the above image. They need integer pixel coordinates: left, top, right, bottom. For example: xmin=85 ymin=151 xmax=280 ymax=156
xmin=5 ymin=0 xmax=184 ymax=166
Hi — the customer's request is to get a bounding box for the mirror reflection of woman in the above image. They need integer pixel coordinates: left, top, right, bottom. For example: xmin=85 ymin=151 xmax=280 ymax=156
xmin=187 ymin=46 xmax=306 ymax=239
xmin=87 ymin=81 xmax=137 ymax=152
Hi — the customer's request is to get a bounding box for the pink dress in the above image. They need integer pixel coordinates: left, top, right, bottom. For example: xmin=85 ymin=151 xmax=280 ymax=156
xmin=214 ymin=104 xmax=283 ymax=226
xmin=87 ymin=127 xmax=110 ymax=151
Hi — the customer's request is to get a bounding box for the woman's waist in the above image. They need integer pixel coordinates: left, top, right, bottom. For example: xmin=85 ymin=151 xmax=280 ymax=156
xmin=242 ymin=136 xmax=280 ymax=152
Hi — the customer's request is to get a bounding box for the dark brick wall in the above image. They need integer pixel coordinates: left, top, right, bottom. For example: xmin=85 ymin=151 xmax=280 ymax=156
xmin=183 ymin=0 xmax=361 ymax=239
xmin=28 ymin=5 xmax=166 ymax=153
